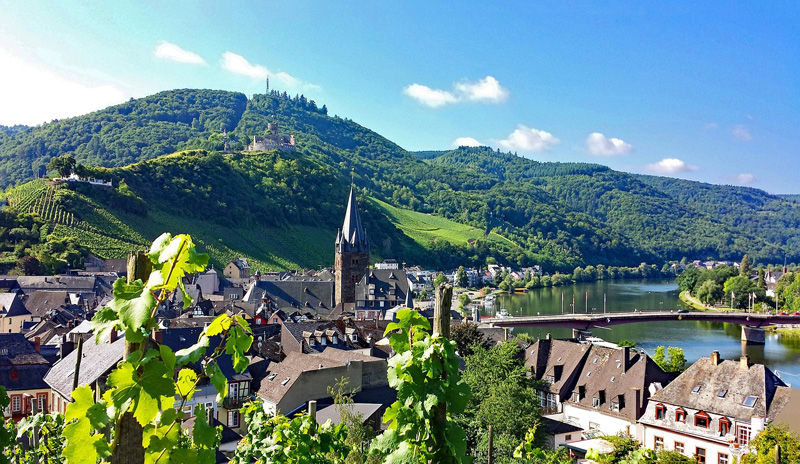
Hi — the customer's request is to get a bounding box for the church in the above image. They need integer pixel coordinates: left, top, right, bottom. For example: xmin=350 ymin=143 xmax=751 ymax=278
xmin=244 ymin=186 xmax=411 ymax=321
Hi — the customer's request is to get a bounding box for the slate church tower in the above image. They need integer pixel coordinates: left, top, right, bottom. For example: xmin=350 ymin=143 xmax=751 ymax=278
xmin=335 ymin=186 xmax=370 ymax=309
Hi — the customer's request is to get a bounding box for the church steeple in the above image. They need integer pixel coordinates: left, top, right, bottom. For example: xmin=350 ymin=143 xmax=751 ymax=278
xmin=335 ymin=186 xmax=369 ymax=254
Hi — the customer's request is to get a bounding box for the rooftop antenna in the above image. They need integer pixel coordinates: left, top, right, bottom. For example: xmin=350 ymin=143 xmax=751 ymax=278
xmin=266 ymin=77 xmax=269 ymax=94
xmin=350 ymin=167 xmax=355 ymax=186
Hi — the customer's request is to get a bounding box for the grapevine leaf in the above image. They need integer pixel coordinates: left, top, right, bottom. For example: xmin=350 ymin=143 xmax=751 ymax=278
xmin=176 ymin=368 xmax=198 ymax=401
xmin=106 ymin=278 xmax=156 ymax=343
xmin=89 ymin=305 xmax=120 ymax=344
xmin=175 ymin=334 xmax=209 ymax=365
xmin=206 ymin=314 xmax=231 ymax=337
xmin=204 ymin=362 xmax=227 ymax=402
xmin=160 ymin=344 xmax=175 ymax=371
xmin=66 ymin=385 xmax=109 ymax=430
xmin=63 ymin=420 xmax=103 ymax=464
xmin=192 ymin=404 xmax=218 ymax=449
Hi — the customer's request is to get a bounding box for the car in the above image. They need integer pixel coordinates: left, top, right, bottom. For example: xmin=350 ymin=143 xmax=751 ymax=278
xmin=793 ymin=312 xmax=800 ymax=316
xmin=779 ymin=311 xmax=789 ymax=315
xmin=677 ymin=309 xmax=689 ymax=314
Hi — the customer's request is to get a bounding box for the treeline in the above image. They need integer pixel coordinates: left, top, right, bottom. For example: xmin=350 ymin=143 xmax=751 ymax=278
xmin=494 ymin=262 xmax=671 ymax=291
xmin=676 ymin=256 xmax=769 ymax=310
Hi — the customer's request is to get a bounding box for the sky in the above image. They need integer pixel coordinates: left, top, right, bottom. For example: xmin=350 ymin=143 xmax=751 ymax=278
xmin=0 ymin=1 xmax=798 ymax=193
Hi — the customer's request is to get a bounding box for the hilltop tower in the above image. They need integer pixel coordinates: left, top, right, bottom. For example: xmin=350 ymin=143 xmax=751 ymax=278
xmin=334 ymin=186 xmax=369 ymax=309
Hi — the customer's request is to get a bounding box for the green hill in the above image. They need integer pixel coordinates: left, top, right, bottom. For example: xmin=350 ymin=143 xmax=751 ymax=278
xmin=2 ymin=89 xmax=799 ymax=272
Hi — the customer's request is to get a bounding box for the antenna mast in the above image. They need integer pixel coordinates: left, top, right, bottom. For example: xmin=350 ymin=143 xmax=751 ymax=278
xmin=266 ymin=77 xmax=269 ymax=94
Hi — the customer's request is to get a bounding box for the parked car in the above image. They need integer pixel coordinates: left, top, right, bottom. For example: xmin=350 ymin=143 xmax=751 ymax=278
xmin=779 ymin=311 xmax=789 ymax=315
xmin=793 ymin=312 xmax=800 ymax=316
xmin=677 ymin=309 xmax=689 ymax=314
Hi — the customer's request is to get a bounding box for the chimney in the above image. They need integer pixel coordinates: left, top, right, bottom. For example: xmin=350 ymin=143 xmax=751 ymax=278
xmin=34 ymin=337 xmax=41 ymax=354
xmin=503 ymin=328 xmax=509 ymax=341
xmin=621 ymin=346 xmax=630 ymax=371
xmin=740 ymin=355 xmax=750 ymax=371
xmin=545 ymin=333 xmax=551 ymax=340
xmin=109 ymin=329 xmax=118 ymax=344
xmin=710 ymin=350 xmax=721 ymax=367
xmin=632 ymin=387 xmax=642 ymax=419
xmin=60 ymin=335 xmax=74 ymax=360
xmin=152 ymin=328 xmax=163 ymax=344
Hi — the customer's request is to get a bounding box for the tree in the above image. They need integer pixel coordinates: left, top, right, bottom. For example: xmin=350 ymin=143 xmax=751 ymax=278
xmin=451 ymin=322 xmax=491 ymax=357
xmin=458 ymin=293 xmax=471 ymax=311
xmin=14 ymin=255 xmax=43 ymax=275
xmin=653 ymin=346 xmax=686 ymax=372
xmin=676 ymin=267 xmax=700 ymax=293
xmin=456 ymin=266 xmax=468 ymax=288
xmin=742 ymin=424 xmax=800 ymax=464
xmin=741 ymin=254 xmax=753 ymax=277
xmin=758 ymin=268 xmax=767 ymax=290
xmin=433 ymin=273 xmax=448 ymax=287
xmin=47 ymin=154 xmax=76 ymax=178
xmin=724 ymin=275 xmax=762 ymax=309
xmin=695 ymin=279 xmax=723 ymax=305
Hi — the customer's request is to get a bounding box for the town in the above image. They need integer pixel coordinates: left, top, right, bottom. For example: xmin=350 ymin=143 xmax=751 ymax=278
xmin=3 ymin=187 xmax=799 ymax=463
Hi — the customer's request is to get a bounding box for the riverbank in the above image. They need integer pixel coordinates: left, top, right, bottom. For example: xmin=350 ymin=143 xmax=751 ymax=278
xmin=679 ymin=291 xmax=717 ymax=311
xmin=766 ymin=326 xmax=800 ymax=337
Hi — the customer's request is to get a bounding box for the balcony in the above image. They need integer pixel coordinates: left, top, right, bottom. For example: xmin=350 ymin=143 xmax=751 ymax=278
xmin=222 ymin=395 xmax=248 ymax=409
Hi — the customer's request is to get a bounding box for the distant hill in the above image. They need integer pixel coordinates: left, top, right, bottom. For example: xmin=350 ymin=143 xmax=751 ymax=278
xmin=2 ymin=89 xmax=799 ymax=272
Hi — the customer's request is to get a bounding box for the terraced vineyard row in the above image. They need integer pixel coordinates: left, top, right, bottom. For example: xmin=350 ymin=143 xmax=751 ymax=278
xmin=9 ymin=183 xmax=78 ymax=226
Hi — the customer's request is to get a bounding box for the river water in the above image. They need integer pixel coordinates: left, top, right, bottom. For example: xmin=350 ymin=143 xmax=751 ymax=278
xmin=484 ymin=279 xmax=800 ymax=383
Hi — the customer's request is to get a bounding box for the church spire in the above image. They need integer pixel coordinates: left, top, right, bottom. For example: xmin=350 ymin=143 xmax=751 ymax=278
xmin=336 ymin=185 xmax=368 ymax=253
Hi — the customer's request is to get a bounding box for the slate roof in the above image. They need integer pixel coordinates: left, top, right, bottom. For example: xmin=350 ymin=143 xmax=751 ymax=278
xmin=23 ymin=291 xmax=72 ymax=318
xmin=17 ymin=276 xmax=97 ymax=293
xmin=44 ymin=334 xmax=125 ymax=399
xmin=564 ymin=344 xmax=674 ymax=423
xmin=771 ymin=387 xmax=800 ymax=433
xmin=255 ymin=351 xmax=347 ymax=406
xmin=160 ymin=327 xmax=252 ymax=382
xmin=541 ymin=416 xmax=584 ymax=436
xmin=355 ymin=270 xmax=411 ymax=305
xmin=0 ymin=293 xmax=29 ymax=317
xmin=0 ymin=333 xmax=49 ymax=366
xmin=244 ymin=280 xmax=334 ymax=315
xmin=526 ymin=339 xmax=592 ymax=399
xmin=281 ymin=320 xmax=349 ymax=354
xmin=645 ymin=356 xmax=788 ymax=422
xmin=316 ymin=403 xmax=383 ymax=426
xmin=335 ymin=186 xmax=369 ymax=254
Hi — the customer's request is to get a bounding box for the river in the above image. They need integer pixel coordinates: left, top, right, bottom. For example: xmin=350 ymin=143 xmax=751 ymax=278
xmin=484 ymin=279 xmax=800 ymax=383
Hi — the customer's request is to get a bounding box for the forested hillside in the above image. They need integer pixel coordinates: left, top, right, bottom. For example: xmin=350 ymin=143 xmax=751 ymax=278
xmin=1 ymin=88 xmax=797 ymax=272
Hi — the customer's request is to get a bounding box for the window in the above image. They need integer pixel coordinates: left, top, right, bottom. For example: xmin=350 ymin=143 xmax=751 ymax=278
xmin=737 ymin=424 xmax=751 ymax=446
xmin=695 ymin=411 xmax=710 ymax=428
xmin=37 ymin=393 xmax=47 ymax=413
xmin=593 ymin=396 xmax=601 ymax=408
xmin=695 ymin=447 xmax=706 ymax=464
xmin=692 ymin=385 xmax=702 ymax=394
xmin=675 ymin=442 xmax=685 ymax=454
xmin=321 ymin=337 xmax=327 ymax=345
xmin=273 ymin=318 xmax=278 ymax=324
xmin=565 ymin=434 xmax=572 ymax=441
xmin=719 ymin=417 xmax=731 ymax=436
xmin=11 ymin=395 xmax=21 ymax=412
xmin=229 ymin=382 xmax=239 ymax=400
xmin=654 ymin=436 xmax=664 ymax=450
xmin=228 ymin=410 xmax=239 ymax=428
xmin=241 ymin=382 xmax=249 ymax=397
xmin=676 ymin=408 xmax=686 ymax=423
xmin=546 ymin=375 xmax=555 ymax=384
xmin=718 ymin=389 xmax=728 ymax=398
xmin=655 ymin=404 xmax=666 ymax=420
xmin=742 ymin=396 xmax=758 ymax=408
xmin=588 ymin=422 xmax=600 ymax=431
xmin=719 ymin=453 xmax=729 ymax=464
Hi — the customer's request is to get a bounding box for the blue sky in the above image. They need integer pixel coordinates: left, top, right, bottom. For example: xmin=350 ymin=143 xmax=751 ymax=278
xmin=1 ymin=1 xmax=798 ymax=192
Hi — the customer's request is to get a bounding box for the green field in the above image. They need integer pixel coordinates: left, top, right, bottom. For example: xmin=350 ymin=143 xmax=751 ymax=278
xmin=373 ymin=198 xmax=516 ymax=248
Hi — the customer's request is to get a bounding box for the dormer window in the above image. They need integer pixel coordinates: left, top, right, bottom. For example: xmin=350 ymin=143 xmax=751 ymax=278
xmin=592 ymin=396 xmax=601 ymax=408
xmin=694 ymin=411 xmax=710 ymax=428
xmin=676 ymin=408 xmax=686 ymax=423
xmin=655 ymin=404 xmax=666 ymax=420
xmin=332 ymin=335 xmax=339 ymax=344
xmin=719 ymin=417 xmax=731 ymax=436
xmin=321 ymin=337 xmax=327 ymax=346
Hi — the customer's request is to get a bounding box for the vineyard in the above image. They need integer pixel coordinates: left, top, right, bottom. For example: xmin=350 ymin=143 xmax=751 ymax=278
xmin=7 ymin=180 xmax=77 ymax=227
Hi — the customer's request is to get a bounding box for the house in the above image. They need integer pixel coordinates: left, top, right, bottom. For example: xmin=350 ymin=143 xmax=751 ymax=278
xmin=224 ymin=258 xmax=251 ymax=280
xmin=223 ymin=286 xmax=245 ymax=302
xmin=540 ymin=416 xmax=583 ymax=450
xmin=638 ymin=352 xmax=795 ymax=464
xmin=527 ymin=338 xmax=674 ymax=440
xmin=254 ymin=349 xmax=386 ymax=416
xmin=354 ymin=269 xmax=412 ymax=320
xmin=44 ymin=332 xmax=125 ymax=415
xmin=16 ymin=276 xmax=98 ymax=299
xmin=0 ymin=293 xmax=31 ymax=333
xmin=243 ymin=279 xmax=335 ymax=318
xmin=0 ymin=333 xmax=51 ymax=421
xmin=375 ymin=259 xmax=399 ymax=270
xmin=280 ymin=320 xmax=350 ymax=355
xmin=194 ymin=268 xmax=220 ymax=296
xmin=334 ymin=186 xmax=370 ymax=310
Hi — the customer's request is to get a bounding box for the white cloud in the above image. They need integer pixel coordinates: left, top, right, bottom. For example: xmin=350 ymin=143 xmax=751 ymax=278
xmin=731 ymin=173 xmax=756 ymax=185
xmin=454 ymin=76 xmax=509 ymax=103
xmin=0 ymin=48 xmax=129 ymax=126
xmin=585 ymin=132 xmax=633 ymax=156
xmin=403 ymin=84 xmax=458 ymax=108
xmin=453 ymin=137 xmax=483 ymax=147
xmin=154 ymin=41 xmax=206 ymax=65
xmin=404 ymin=76 xmax=509 ymax=107
xmin=498 ymin=125 xmax=560 ymax=153
xmin=221 ymin=51 xmax=320 ymax=92
xmin=645 ymin=158 xmax=699 ymax=174
xmin=731 ymin=125 xmax=752 ymax=141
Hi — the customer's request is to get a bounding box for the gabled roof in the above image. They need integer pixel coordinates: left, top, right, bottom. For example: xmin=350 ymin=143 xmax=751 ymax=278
xmin=355 ymin=270 xmax=411 ymax=304
xmin=244 ymin=280 xmax=334 ymax=315
xmin=44 ymin=334 xmax=125 ymax=399
xmin=17 ymin=276 xmax=97 ymax=292
xmin=0 ymin=333 xmax=49 ymax=366
xmin=525 ymin=338 xmax=591 ymax=397
xmin=281 ymin=320 xmax=348 ymax=354
xmin=255 ymin=351 xmax=349 ymax=406
xmin=335 ymin=186 xmax=368 ymax=254
xmin=647 ymin=356 xmax=788 ymax=422
xmin=0 ymin=293 xmax=29 ymax=318
xmin=23 ymin=291 xmax=72 ymax=318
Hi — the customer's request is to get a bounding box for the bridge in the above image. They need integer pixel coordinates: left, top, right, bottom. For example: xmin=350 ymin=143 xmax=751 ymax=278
xmin=481 ymin=311 xmax=800 ymax=345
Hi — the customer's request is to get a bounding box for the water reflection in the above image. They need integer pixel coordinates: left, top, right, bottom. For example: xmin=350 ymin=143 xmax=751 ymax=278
xmin=484 ymin=279 xmax=800 ymax=379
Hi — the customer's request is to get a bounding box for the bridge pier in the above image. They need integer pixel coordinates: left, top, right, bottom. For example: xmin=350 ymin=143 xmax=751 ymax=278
xmin=741 ymin=326 xmax=765 ymax=345
xmin=572 ymin=329 xmax=592 ymax=341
